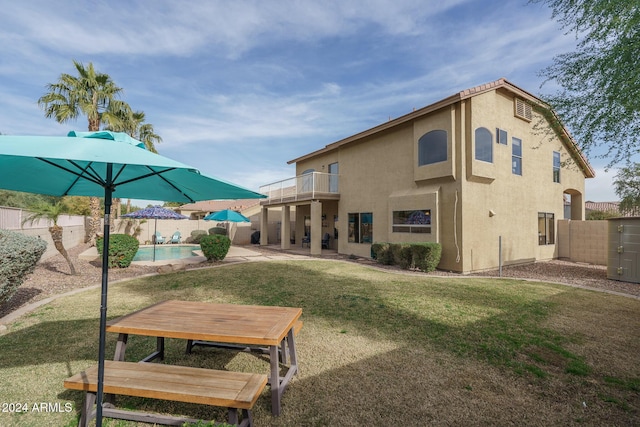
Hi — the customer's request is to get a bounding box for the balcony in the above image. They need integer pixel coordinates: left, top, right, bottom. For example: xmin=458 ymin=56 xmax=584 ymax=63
xmin=259 ymin=172 xmax=340 ymax=205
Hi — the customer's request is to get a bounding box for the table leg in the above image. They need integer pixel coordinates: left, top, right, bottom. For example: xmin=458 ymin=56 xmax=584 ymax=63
xmin=141 ymin=337 xmax=165 ymax=363
xmin=269 ymin=345 xmax=281 ymax=416
xmin=114 ymin=333 xmax=128 ymax=361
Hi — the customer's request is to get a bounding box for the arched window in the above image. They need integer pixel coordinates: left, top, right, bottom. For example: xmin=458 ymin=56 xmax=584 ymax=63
xmin=475 ymin=127 xmax=493 ymax=163
xmin=418 ymin=130 xmax=447 ymax=166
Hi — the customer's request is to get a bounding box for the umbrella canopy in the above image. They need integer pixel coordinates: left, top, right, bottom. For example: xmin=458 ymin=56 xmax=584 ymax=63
xmin=123 ymin=205 xmax=188 ymax=221
xmin=122 ymin=206 xmax=188 ymax=261
xmin=204 ymin=209 xmax=251 ymax=238
xmin=0 ymin=131 xmax=265 ymax=427
xmin=203 ymin=209 xmax=250 ymax=223
xmin=0 ymin=131 xmax=264 ymax=202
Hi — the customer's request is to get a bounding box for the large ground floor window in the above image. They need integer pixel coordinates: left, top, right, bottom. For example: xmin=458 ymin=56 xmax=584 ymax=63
xmin=348 ymin=212 xmax=373 ymax=243
xmin=392 ymin=209 xmax=431 ymax=233
xmin=538 ymin=212 xmax=555 ymax=245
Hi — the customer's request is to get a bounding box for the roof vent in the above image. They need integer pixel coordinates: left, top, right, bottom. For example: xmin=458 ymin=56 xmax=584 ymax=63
xmin=514 ymin=98 xmax=532 ymax=121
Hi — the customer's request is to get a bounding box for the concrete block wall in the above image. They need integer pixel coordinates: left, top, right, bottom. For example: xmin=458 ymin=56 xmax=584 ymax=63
xmin=19 ymin=225 xmax=86 ymax=261
xmin=557 ymin=220 xmax=607 ymax=265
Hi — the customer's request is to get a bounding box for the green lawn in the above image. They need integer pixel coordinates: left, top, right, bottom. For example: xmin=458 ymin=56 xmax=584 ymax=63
xmin=1 ymin=260 xmax=638 ymax=426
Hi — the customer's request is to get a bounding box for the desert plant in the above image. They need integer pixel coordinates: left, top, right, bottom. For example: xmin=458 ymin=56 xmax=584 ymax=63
xmin=0 ymin=229 xmax=47 ymax=304
xmin=96 ymin=234 xmax=139 ymax=268
xmin=22 ymin=201 xmax=77 ymax=275
xmin=200 ymin=234 xmax=231 ymax=261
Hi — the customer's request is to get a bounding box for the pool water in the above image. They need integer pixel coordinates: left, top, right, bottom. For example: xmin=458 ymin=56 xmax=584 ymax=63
xmin=132 ymin=245 xmax=200 ymax=262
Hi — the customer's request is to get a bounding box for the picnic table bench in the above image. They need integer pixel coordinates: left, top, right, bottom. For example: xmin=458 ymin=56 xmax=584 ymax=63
xmin=64 ymin=360 xmax=267 ymax=427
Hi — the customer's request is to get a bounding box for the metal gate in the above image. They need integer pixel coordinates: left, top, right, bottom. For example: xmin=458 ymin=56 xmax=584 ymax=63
xmin=608 ymin=218 xmax=640 ymax=283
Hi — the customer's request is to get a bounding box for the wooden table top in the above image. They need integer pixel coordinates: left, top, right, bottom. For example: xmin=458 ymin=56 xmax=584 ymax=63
xmin=106 ymin=300 xmax=302 ymax=346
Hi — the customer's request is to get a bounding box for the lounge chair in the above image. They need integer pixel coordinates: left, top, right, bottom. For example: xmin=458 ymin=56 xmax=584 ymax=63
xmin=321 ymin=232 xmax=331 ymax=249
xmin=170 ymin=231 xmax=181 ymax=244
xmin=154 ymin=231 xmax=165 ymax=244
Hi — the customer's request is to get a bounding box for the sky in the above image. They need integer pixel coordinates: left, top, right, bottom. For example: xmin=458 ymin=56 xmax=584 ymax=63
xmin=0 ymin=0 xmax=618 ymax=205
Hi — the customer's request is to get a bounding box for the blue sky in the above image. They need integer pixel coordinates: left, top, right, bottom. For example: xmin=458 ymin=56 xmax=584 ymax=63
xmin=0 ymin=0 xmax=617 ymax=204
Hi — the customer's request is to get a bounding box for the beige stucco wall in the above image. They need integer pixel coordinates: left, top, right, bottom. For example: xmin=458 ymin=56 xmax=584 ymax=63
xmin=291 ymin=87 xmax=590 ymax=272
xmin=456 ymin=90 xmax=587 ymax=272
xmin=557 ymin=219 xmax=607 ymax=265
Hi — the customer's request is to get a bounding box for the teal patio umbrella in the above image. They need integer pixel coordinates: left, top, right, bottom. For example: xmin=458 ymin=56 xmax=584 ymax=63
xmin=0 ymin=131 xmax=265 ymax=426
xmin=204 ymin=209 xmax=250 ymax=237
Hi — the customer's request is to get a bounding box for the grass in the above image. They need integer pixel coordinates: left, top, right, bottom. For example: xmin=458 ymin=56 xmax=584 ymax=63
xmin=0 ymin=260 xmax=638 ymax=426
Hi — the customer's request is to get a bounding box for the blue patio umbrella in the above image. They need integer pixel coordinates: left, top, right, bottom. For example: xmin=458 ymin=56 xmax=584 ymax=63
xmin=122 ymin=206 xmax=188 ymax=261
xmin=204 ymin=209 xmax=250 ymax=237
xmin=0 ymin=131 xmax=265 ymax=427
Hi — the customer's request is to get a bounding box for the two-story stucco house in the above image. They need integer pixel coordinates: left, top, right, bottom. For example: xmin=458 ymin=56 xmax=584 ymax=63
xmin=259 ymin=78 xmax=595 ymax=273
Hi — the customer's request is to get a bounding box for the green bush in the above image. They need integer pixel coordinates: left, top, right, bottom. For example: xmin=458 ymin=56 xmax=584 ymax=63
xmin=0 ymin=230 xmax=47 ymax=304
xmin=371 ymin=242 xmax=394 ymax=265
xmin=208 ymin=227 xmax=227 ymax=236
xmin=412 ymin=242 xmax=442 ymax=272
xmin=96 ymin=234 xmax=139 ymax=268
xmin=372 ymin=242 xmax=442 ymax=272
xmin=200 ymin=234 xmax=231 ymax=261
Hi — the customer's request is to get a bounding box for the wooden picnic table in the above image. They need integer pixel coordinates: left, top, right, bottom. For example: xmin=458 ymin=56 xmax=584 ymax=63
xmin=106 ymin=300 xmax=302 ymax=416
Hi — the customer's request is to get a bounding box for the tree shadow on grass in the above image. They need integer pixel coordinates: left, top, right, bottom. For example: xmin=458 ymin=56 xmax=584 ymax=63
xmin=2 ymin=261 xmax=638 ymax=425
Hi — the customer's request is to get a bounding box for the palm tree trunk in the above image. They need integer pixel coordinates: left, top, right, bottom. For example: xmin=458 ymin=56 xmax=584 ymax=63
xmin=49 ymin=225 xmax=77 ymax=275
xmin=88 ymin=196 xmax=101 ymax=246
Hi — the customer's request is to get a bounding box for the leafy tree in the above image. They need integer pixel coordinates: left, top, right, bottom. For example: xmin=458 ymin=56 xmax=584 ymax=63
xmin=38 ymin=60 xmax=123 ymax=245
xmin=614 ymin=163 xmax=640 ymax=215
xmin=534 ymin=0 xmax=640 ymax=166
xmin=22 ymin=201 xmax=77 ymax=275
xmin=586 ymin=210 xmax=619 ymax=220
xmin=0 ymin=190 xmax=57 ymax=209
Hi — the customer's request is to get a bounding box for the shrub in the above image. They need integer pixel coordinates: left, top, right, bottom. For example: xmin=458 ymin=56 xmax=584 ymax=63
xmin=200 ymin=234 xmax=231 ymax=261
xmin=371 ymin=241 xmax=442 ymax=272
xmin=208 ymin=227 xmax=227 ymax=236
xmin=371 ymin=242 xmax=394 ymax=265
xmin=96 ymin=234 xmax=139 ymax=268
xmin=412 ymin=242 xmax=442 ymax=272
xmin=189 ymin=230 xmax=208 ymax=244
xmin=0 ymin=230 xmax=47 ymax=304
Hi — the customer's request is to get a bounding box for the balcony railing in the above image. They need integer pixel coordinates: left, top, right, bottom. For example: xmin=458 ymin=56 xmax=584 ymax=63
xmin=259 ymin=172 xmax=339 ymax=204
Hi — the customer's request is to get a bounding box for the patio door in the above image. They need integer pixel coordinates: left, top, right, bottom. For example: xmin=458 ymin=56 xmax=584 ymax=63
xmin=329 ymin=162 xmax=338 ymax=193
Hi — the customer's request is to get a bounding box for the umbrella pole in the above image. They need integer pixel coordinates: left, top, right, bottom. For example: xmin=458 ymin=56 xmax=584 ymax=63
xmin=95 ymin=164 xmax=113 ymax=427
xmin=153 ymin=218 xmax=157 ymax=262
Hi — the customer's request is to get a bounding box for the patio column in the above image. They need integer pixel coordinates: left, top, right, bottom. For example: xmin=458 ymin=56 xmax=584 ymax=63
xmin=310 ymin=200 xmax=322 ymax=255
xmin=281 ymin=205 xmax=291 ymax=249
xmin=260 ymin=206 xmax=269 ymax=245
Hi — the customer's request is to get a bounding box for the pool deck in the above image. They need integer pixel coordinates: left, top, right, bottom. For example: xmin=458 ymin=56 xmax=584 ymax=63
xmin=79 ymin=244 xmax=269 ymax=266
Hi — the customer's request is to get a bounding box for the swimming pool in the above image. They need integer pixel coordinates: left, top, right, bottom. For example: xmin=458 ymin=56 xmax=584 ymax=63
xmin=132 ymin=245 xmax=200 ymax=262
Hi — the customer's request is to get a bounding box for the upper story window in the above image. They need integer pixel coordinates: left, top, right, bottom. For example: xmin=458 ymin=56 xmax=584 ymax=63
xmin=475 ymin=127 xmax=493 ymax=163
xmin=418 ymin=130 xmax=447 ymax=166
xmin=553 ymin=151 xmax=561 ymax=183
xmin=496 ymin=128 xmax=508 ymax=145
xmin=301 ymin=168 xmax=315 ymax=192
xmin=512 ymin=137 xmax=522 ymax=175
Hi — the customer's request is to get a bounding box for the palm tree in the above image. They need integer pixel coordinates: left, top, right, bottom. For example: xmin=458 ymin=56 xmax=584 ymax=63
xmin=104 ymin=105 xmax=163 ymax=221
xmin=106 ymin=105 xmax=162 ymax=152
xmin=38 ymin=60 xmax=123 ymax=246
xmin=22 ymin=201 xmax=77 ymax=275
